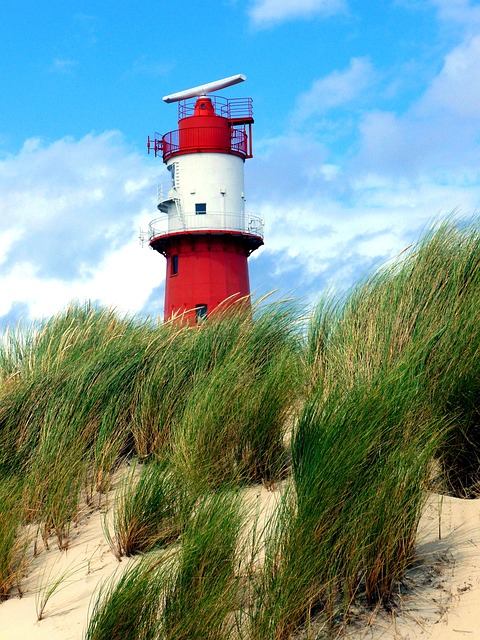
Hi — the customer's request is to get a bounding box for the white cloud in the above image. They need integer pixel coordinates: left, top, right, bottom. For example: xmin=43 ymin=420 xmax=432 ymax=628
xmin=252 ymin=166 xmax=478 ymax=303
xmin=416 ymin=34 xmax=480 ymax=118
xmin=0 ymin=228 xmax=23 ymax=267
xmin=247 ymin=132 xmax=329 ymax=203
xmin=248 ymin=0 xmax=347 ymax=27
xmin=249 ymin=28 xmax=480 ymax=301
xmin=397 ymin=0 xmax=480 ymax=33
xmin=293 ymin=58 xmax=376 ymax=123
xmin=0 ymin=262 xmax=71 ymax=319
xmin=351 ymin=31 xmax=480 ymax=179
xmin=430 ymin=0 xmax=480 ymax=31
xmin=127 ymin=56 xmax=172 ymax=78
xmin=4 ymin=15 xmax=480 ymax=326
xmin=0 ymin=132 xmax=165 ymax=324
xmin=48 ymin=58 xmax=77 ymax=74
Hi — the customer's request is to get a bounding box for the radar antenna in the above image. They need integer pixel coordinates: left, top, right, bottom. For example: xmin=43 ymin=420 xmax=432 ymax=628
xmin=163 ymin=73 xmax=246 ymax=103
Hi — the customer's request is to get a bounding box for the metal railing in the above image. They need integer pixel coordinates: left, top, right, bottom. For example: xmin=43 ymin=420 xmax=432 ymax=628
xmin=178 ymin=96 xmax=253 ymax=120
xmin=148 ymin=212 xmax=264 ymax=240
xmin=162 ymin=127 xmax=249 ymax=160
xmin=157 ymin=181 xmax=170 ymax=203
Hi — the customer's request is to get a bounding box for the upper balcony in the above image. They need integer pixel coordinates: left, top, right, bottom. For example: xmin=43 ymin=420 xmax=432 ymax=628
xmin=147 ymin=95 xmax=254 ymax=162
xmin=163 ymin=126 xmax=250 ymax=161
xmin=148 ymin=127 xmax=252 ymax=162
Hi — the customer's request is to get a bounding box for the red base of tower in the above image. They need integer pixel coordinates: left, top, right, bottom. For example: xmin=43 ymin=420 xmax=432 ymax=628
xmin=150 ymin=231 xmax=263 ymax=323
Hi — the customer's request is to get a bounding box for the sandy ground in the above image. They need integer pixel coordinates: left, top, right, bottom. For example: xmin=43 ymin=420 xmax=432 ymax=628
xmin=345 ymin=494 xmax=480 ymax=640
xmin=0 ymin=490 xmax=478 ymax=640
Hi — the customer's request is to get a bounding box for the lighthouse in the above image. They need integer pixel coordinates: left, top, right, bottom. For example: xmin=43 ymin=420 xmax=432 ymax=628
xmin=147 ymin=74 xmax=264 ymax=323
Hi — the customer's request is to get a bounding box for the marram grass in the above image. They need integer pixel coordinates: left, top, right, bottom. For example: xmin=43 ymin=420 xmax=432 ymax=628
xmin=246 ymin=359 xmax=442 ymax=639
xmin=0 ymin=476 xmax=27 ymax=600
xmin=0 ymin=299 xmax=301 ymax=553
xmin=307 ymin=217 xmax=480 ymax=496
xmin=85 ymin=490 xmax=247 ymax=640
xmin=84 ymin=553 xmax=169 ymax=640
xmin=161 ymin=490 xmax=247 ymax=640
xmin=104 ymin=459 xmax=185 ymax=560
xmin=0 ymin=215 xmax=479 ymax=638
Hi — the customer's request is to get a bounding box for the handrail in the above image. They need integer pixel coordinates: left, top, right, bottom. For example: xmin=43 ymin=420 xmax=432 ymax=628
xmin=149 ymin=212 xmax=264 ymax=240
xmin=162 ymin=127 xmax=249 ymax=161
xmin=178 ymin=96 xmax=253 ymax=120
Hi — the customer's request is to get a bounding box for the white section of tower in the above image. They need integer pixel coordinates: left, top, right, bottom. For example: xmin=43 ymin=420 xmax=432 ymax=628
xmin=159 ymin=152 xmax=247 ymax=233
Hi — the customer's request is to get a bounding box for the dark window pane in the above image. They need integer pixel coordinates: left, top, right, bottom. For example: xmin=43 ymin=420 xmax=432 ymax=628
xmin=171 ymin=254 xmax=178 ymax=275
xmin=196 ymin=304 xmax=207 ymax=321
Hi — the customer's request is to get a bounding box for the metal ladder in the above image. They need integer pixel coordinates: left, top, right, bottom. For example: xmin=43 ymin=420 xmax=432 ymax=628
xmin=171 ymin=162 xmax=187 ymax=229
xmin=173 ymin=198 xmax=186 ymax=229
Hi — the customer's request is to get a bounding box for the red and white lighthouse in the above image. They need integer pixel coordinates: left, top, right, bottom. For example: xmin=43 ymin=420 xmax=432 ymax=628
xmin=147 ymin=74 xmax=264 ymax=323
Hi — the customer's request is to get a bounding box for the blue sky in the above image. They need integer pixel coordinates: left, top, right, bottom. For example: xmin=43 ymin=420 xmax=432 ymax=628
xmin=1 ymin=0 xmax=480 ymax=326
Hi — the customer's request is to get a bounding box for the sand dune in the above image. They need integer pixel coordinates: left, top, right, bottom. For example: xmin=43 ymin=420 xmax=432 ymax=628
xmin=0 ymin=492 xmax=479 ymax=640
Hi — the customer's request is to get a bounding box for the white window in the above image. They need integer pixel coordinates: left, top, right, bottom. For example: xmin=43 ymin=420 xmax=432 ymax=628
xmin=168 ymin=163 xmax=177 ymax=188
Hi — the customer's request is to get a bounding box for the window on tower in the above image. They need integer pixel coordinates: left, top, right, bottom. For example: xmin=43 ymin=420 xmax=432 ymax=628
xmin=168 ymin=163 xmax=176 ymax=188
xmin=171 ymin=254 xmax=178 ymax=276
xmin=195 ymin=304 xmax=207 ymax=322
xmin=195 ymin=203 xmax=207 ymax=215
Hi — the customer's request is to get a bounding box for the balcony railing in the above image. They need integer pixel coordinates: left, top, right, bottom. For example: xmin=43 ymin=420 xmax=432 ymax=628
xmin=161 ymin=127 xmax=249 ymax=160
xmin=149 ymin=212 xmax=264 ymax=240
xmin=178 ymin=96 xmax=253 ymax=120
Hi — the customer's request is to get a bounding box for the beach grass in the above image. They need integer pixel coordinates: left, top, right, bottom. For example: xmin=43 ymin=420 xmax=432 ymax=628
xmin=0 ymin=476 xmax=27 ymax=600
xmin=85 ymin=490 xmax=246 ymax=640
xmin=0 ymin=215 xmax=479 ymax=638
xmin=160 ymin=490 xmax=246 ymax=640
xmin=84 ymin=553 xmax=169 ymax=640
xmin=104 ymin=459 xmax=185 ymax=560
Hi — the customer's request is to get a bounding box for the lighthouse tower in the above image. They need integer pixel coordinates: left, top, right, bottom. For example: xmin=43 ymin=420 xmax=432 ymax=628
xmin=147 ymin=74 xmax=264 ymax=323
